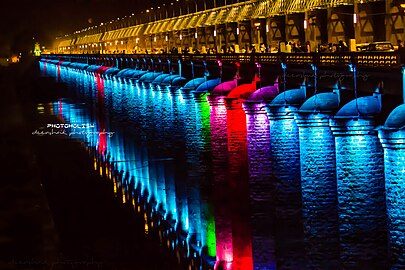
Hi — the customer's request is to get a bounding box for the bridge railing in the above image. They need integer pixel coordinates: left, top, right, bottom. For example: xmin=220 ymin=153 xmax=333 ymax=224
xmin=42 ymin=52 xmax=402 ymax=69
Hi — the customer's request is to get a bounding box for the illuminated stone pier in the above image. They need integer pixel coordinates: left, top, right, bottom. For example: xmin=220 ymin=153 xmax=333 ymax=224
xmin=379 ymin=104 xmax=405 ymax=269
xmin=330 ymin=94 xmax=387 ymax=269
xmin=295 ymin=91 xmax=340 ymax=269
xmin=265 ymin=87 xmax=307 ymax=269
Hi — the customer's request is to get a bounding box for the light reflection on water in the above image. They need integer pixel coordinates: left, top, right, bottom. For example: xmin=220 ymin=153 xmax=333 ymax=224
xmin=39 ymin=62 xmax=370 ymax=270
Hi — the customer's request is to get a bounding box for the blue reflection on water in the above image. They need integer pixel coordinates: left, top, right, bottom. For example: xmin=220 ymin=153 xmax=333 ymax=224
xmin=43 ymin=63 xmax=205 ymax=256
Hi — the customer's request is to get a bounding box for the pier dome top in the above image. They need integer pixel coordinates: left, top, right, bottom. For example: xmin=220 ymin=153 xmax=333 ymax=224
xmin=270 ymin=87 xmax=306 ymax=107
xmin=335 ymin=95 xmax=381 ymax=118
xmin=384 ymin=104 xmax=405 ymax=129
xmin=299 ymin=92 xmax=340 ymax=113
xmin=247 ymin=85 xmax=279 ymax=102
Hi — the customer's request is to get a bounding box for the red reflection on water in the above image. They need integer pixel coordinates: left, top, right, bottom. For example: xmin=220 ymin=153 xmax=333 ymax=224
xmin=59 ymin=99 xmax=63 ymax=115
xmin=57 ymin=65 xmax=61 ymax=82
xmin=96 ymin=76 xmax=107 ymax=156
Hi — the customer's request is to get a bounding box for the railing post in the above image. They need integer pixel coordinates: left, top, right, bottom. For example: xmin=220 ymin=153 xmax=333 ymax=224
xmin=178 ymin=58 xmax=182 ymax=77
xmin=281 ymin=61 xmax=287 ymax=92
xmin=255 ymin=61 xmax=261 ymax=89
xmin=203 ymin=60 xmax=208 ymax=80
xmin=311 ymin=63 xmax=317 ymax=95
xmin=402 ymin=67 xmax=405 ymax=103
xmin=217 ymin=59 xmax=222 ymax=82
xmin=158 ymin=58 xmax=162 ymax=72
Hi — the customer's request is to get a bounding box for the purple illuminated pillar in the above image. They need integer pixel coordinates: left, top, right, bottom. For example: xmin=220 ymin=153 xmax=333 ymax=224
xmin=243 ymin=101 xmax=276 ymax=270
xmin=208 ymin=95 xmax=233 ymax=269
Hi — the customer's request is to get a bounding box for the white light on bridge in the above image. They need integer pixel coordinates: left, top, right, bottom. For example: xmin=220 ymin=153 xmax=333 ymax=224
xmin=304 ymin=19 xmax=308 ymax=30
xmin=353 ymin=13 xmax=358 ymax=24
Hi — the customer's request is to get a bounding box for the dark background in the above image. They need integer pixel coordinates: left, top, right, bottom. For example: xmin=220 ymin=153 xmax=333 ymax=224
xmin=0 ymin=0 xmax=246 ymax=56
xmin=0 ymin=0 xmax=155 ymax=56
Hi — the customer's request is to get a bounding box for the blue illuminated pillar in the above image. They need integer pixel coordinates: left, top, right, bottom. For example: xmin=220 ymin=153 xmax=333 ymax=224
xmin=295 ymin=92 xmax=340 ymax=269
xmin=265 ymin=88 xmax=306 ymax=269
xmin=171 ymin=88 xmax=189 ymax=234
xmin=379 ymin=104 xmax=405 ymax=269
xmin=157 ymin=86 xmax=177 ymax=222
xmin=243 ymin=101 xmax=276 ymax=270
xmin=330 ymin=95 xmax=387 ymax=268
xmin=181 ymin=88 xmax=202 ymax=247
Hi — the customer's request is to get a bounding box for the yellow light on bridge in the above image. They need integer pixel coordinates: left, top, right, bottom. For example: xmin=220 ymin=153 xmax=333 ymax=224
xmin=401 ymin=3 xmax=405 ymax=8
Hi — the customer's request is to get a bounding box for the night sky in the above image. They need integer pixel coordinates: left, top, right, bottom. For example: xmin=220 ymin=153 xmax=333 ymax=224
xmin=0 ymin=0 xmax=162 ymax=56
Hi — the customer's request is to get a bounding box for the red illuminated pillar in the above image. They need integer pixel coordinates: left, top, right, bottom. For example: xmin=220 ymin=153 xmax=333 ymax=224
xmin=225 ymin=98 xmax=253 ymax=270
